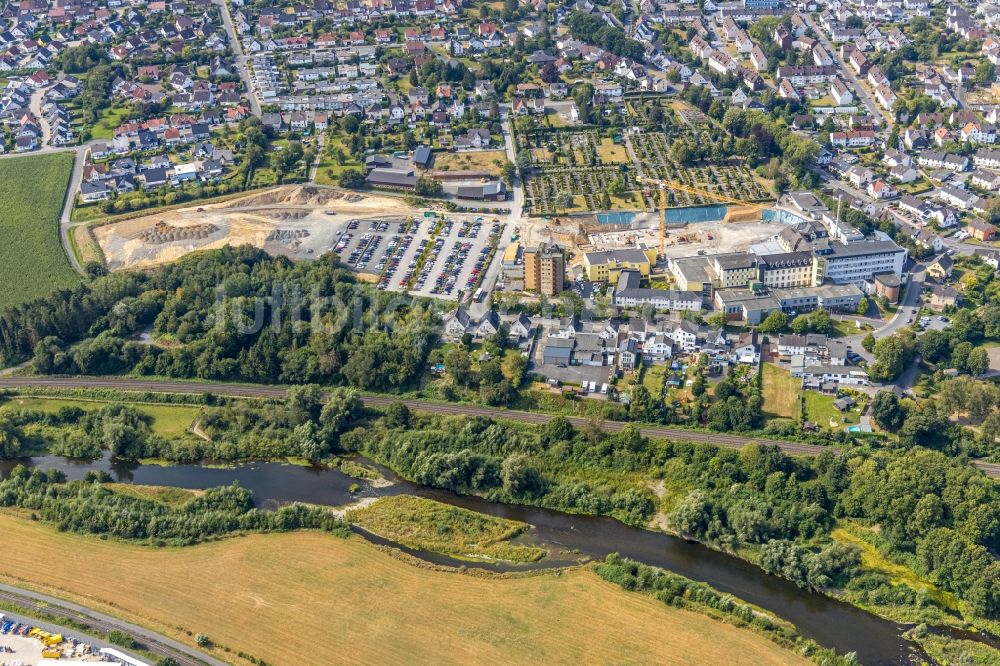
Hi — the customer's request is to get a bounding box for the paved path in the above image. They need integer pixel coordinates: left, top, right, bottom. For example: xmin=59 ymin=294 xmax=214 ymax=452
xmin=28 ymin=86 xmax=52 ymax=146
xmin=0 ymin=583 xmax=225 ymax=666
xmin=0 ymin=376 xmax=997 ymax=477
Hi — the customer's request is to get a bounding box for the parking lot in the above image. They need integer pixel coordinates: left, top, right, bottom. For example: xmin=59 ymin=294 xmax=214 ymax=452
xmin=331 ymin=215 xmax=504 ymax=302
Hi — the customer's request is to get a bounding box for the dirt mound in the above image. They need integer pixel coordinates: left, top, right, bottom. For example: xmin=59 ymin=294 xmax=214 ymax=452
xmin=264 ymin=209 xmax=311 ymax=221
xmin=266 ymin=229 xmax=310 ymax=242
xmin=223 ymin=185 xmax=349 ymax=209
xmin=136 ymin=221 xmax=220 ymax=245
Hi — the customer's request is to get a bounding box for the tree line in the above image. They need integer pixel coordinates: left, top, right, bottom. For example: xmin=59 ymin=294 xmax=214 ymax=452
xmin=0 ymin=466 xmax=349 ymax=546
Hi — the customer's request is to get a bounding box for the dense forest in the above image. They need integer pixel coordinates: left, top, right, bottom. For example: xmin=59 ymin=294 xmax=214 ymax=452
xmin=0 ymin=466 xmax=348 ymax=545
xmin=0 ymin=247 xmax=436 ymax=389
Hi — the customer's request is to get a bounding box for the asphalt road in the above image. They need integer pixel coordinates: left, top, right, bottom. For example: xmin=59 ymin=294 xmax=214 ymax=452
xmin=215 ymin=0 xmax=261 ymax=117
xmin=1 ymin=376 xmax=996 ymax=477
xmin=0 ymin=583 xmax=225 ymax=666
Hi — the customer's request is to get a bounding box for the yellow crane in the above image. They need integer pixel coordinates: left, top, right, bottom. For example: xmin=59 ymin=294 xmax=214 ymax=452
xmin=639 ymin=176 xmax=770 ymax=259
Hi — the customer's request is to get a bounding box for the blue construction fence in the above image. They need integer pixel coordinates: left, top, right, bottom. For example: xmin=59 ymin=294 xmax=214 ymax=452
xmin=594 ymin=206 xmax=809 ymax=226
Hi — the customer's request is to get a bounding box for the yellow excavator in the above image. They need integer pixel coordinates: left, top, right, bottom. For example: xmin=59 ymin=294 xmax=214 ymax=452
xmin=639 ymin=176 xmax=769 ymax=259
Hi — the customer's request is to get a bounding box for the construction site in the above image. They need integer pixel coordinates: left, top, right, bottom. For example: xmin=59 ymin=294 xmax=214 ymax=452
xmin=93 ymin=186 xmax=471 ymax=272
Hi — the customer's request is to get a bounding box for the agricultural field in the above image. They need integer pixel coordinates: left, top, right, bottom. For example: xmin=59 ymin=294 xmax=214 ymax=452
xmin=761 ymin=363 xmax=801 ymax=420
xmin=0 ymin=510 xmax=808 ymax=666
xmin=0 ymin=153 xmax=79 ymax=310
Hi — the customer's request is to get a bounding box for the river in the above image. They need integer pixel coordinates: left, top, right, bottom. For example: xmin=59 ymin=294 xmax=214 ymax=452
xmin=0 ymin=453 xmax=961 ymax=665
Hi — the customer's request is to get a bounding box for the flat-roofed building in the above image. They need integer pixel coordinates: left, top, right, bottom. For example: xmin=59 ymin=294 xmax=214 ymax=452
xmin=582 ymin=245 xmax=657 ymax=282
xmin=819 ymin=240 xmax=907 ymax=285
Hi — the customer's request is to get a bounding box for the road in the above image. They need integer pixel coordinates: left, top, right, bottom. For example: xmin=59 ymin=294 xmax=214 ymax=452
xmin=0 ymin=583 xmax=226 ymax=666
xmin=215 ymin=0 xmax=260 ymax=117
xmin=28 ymin=87 xmax=52 ymax=146
xmin=1 ymin=376 xmax=997 ymax=477
xmin=804 ymin=16 xmax=886 ymax=125
xmin=469 ymin=115 xmax=521 ymax=319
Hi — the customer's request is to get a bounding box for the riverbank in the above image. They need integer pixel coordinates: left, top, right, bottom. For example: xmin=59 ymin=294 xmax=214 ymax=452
xmin=0 ymin=508 xmax=810 ymax=666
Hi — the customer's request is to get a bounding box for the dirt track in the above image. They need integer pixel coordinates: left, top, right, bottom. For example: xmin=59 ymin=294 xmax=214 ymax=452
xmin=94 ymin=186 xmax=425 ymax=271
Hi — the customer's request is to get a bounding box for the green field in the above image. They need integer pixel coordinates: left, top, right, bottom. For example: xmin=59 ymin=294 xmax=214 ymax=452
xmin=0 ymin=153 xmax=79 ymax=309
xmin=1 ymin=396 xmax=200 ymax=437
xmin=89 ymin=106 xmax=132 ymax=140
xmin=803 ymin=391 xmax=865 ymax=429
xmin=761 ymin=363 xmax=800 ymax=419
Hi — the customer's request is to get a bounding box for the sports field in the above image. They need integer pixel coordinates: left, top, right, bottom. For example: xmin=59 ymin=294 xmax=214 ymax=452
xmin=0 ymin=153 xmax=79 ymax=310
xmin=0 ymin=510 xmax=807 ymax=666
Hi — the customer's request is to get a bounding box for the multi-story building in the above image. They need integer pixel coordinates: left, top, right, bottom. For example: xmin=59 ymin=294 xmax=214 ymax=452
xmin=582 ymin=246 xmax=657 ymax=282
xmin=818 ymin=241 xmax=907 ymax=285
xmin=612 ymin=270 xmax=702 ymax=310
xmin=712 ymin=253 xmax=758 ymax=288
xmin=757 ymin=252 xmax=818 ymax=288
xmin=523 ymin=242 xmax=565 ymax=296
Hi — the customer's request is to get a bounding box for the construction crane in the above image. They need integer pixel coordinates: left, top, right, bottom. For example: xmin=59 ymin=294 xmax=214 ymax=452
xmin=639 ymin=176 xmax=770 ymax=259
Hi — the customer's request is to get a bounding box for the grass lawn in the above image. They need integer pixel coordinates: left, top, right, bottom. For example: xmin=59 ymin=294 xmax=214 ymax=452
xmin=1 ymin=396 xmax=200 ymax=437
xmin=761 ymin=363 xmax=800 ymax=419
xmin=803 ymin=391 xmax=864 ymax=429
xmin=348 ymin=495 xmax=546 ymax=563
xmin=544 ymin=108 xmax=571 ymax=127
xmin=640 ymin=364 xmax=666 ymax=395
xmin=831 ymin=319 xmax=867 ymax=338
xmin=89 ymin=106 xmax=132 ymax=141
xmin=432 ymin=149 xmax=508 ymax=175
xmin=596 ymin=138 xmax=629 ymax=163
xmin=0 ymin=510 xmax=808 ymax=666
xmin=0 ymin=153 xmax=79 ymax=310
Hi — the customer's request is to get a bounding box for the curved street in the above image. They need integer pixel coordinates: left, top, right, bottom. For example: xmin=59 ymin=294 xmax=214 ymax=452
xmin=0 ymin=376 xmax=996 ymax=478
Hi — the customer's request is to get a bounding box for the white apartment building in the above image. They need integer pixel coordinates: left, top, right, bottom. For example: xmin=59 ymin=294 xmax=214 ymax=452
xmin=819 ymin=240 xmax=907 ymax=285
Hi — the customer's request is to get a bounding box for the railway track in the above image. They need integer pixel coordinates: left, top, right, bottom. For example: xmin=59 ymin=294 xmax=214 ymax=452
xmin=0 ymin=376 xmax=995 ymax=478
xmin=0 ymin=585 xmax=222 ymax=666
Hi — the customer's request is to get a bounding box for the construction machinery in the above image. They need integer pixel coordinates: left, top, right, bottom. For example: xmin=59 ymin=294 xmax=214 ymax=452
xmin=639 ymin=176 xmax=770 ymax=259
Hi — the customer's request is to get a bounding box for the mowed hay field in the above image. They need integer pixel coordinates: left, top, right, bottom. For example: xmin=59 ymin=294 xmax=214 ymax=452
xmin=0 ymin=511 xmax=807 ymax=666
xmin=0 ymin=153 xmax=78 ymax=309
